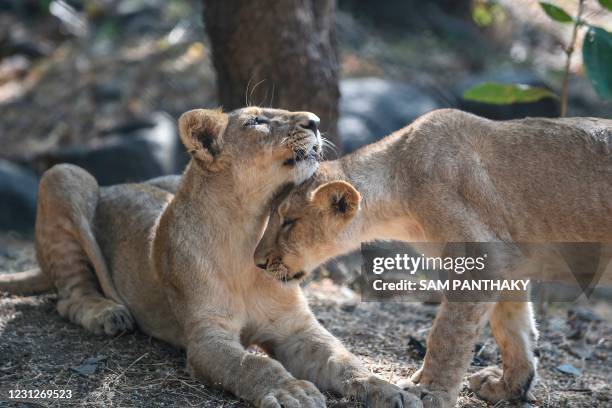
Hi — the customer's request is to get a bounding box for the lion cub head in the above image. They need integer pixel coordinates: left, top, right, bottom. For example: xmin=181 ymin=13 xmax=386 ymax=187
xmin=254 ymin=178 xmax=361 ymax=281
xmin=179 ymin=107 xmax=323 ymax=188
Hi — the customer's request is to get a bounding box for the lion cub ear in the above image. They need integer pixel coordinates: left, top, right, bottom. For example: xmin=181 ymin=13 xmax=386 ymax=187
xmin=310 ymin=181 xmax=361 ymax=218
xmin=178 ymin=108 xmax=228 ymax=167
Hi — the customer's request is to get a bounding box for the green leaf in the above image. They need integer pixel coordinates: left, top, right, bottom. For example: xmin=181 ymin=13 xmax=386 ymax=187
xmin=539 ymin=2 xmax=573 ymax=23
xmin=583 ymin=26 xmax=612 ymax=100
xmin=598 ymin=0 xmax=612 ymax=12
xmin=473 ymin=4 xmax=494 ymax=27
xmin=463 ymin=82 xmax=558 ymax=105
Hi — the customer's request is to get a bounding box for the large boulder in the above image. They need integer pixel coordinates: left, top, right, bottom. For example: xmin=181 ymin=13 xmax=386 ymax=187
xmin=339 ymin=77 xmax=443 ymax=153
xmin=30 ymin=112 xmax=184 ymax=186
xmin=0 ymin=160 xmax=38 ymax=234
xmin=338 ymin=0 xmax=474 ymax=30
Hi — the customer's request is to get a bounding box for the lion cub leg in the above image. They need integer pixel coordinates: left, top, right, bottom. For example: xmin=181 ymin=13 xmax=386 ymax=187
xmin=401 ymin=301 xmax=493 ymax=408
xmin=469 ymin=301 xmax=537 ymax=403
xmin=36 ymin=164 xmax=133 ymax=336
xmin=266 ymin=313 xmax=422 ymax=407
xmin=184 ymin=320 xmax=326 ymax=408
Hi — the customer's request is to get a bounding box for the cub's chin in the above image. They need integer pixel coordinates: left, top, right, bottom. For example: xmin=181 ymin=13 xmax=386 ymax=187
xmin=291 ymin=159 xmax=319 ymax=184
xmin=283 ymin=135 xmax=322 ymax=184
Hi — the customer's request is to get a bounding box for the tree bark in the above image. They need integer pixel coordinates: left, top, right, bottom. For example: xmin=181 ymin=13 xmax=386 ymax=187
xmin=203 ymin=0 xmax=342 ymax=154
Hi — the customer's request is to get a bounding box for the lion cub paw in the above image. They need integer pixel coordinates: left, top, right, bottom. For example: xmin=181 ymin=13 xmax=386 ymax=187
xmin=83 ymin=301 xmax=134 ymax=336
xmin=365 ymin=377 xmax=423 ymax=408
xmin=258 ymin=379 xmax=326 ymax=408
xmin=397 ymin=379 xmax=452 ymax=408
xmin=468 ymin=366 xmax=535 ymax=403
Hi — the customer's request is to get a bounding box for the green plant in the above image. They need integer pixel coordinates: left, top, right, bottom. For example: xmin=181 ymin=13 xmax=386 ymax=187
xmin=472 ymin=0 xmax=506 ymax=27
xmin=464 ymin=0 xmax=612 ymax=116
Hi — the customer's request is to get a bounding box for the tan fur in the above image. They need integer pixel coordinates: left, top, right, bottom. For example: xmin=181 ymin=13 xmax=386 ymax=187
xmin=254 ymin=109 xmax=612 ymax=407
xmin=0 ymin=107 xmax=421 ymax=408
xmin=0 ymin=268 xmax=52 ymax=294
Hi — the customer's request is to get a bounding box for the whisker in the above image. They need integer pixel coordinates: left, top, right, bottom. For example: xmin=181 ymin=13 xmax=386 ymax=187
xmin=245 ymin=75 xmax=254 ymax=107
xmin=320 ymin=135 xmax=338 ymax=159
xmin=268 ymin=83 xmax=276 ymax=108
xmin=321 ymin=136 xmax=336 ymax=149
xmin=250 ymin=79 xmax=266 ymax=107
xmin=259 ymin=87 xmax=269 ymax=108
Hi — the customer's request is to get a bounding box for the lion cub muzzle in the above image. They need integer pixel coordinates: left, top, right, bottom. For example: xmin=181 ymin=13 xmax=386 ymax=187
xmin=283 ymin=112 xmax=322 ymax=167
xmin=254 ymin=253 xmax=306 ymax=283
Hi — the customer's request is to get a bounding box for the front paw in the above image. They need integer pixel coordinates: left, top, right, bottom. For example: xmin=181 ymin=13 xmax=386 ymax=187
xmin=468 ymin=366 xmax=535 ymax=403
xmin=83 ymin=301 xmax=134 ymax=336
xmin=364 ymin=377 xmax=423 ymax=408
xmin=397 ymin=379 xmax=452 ymax=408
xmin=258 ymin=379 xmax=326 ymax=408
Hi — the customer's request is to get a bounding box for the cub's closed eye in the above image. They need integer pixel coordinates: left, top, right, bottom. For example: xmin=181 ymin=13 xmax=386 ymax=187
xmin=281 ymin=218 xmax=296 ymax=229
xmin=246 ymin=116 xmax=269 ymax=126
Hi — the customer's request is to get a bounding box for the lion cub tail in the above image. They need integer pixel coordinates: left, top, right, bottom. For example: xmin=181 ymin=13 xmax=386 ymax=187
xmin=0 ymin=268 xmax=53 ymax=295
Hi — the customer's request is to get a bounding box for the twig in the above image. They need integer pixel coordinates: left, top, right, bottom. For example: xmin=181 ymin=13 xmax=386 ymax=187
xmin=93 ymin=329 xmax=127 ymax=356
xmin=560 ymin=387 xmax=592 ymax=393
xmin=560 ymin=0 xmax=585 ymax=117
xmin=111 ymin=352 xmax=149 ymax=385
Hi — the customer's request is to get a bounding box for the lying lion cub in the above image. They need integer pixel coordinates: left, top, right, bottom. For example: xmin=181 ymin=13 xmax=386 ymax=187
xmin=255 ymin=109 xmax=612 ymax=407
xmin=0 ymin=107 xmax=420 ymax=407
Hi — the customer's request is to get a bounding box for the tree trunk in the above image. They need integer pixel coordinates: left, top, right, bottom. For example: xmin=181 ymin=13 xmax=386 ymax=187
xmin=203 ymin=0 xmax=342 ymax=155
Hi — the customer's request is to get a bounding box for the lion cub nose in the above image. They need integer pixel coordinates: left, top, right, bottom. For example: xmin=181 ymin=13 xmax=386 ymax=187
xmin=298 ymin=113 xmax=320 ymax=132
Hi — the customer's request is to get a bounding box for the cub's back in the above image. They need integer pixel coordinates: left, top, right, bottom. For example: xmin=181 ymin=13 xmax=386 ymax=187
xmin=480 ymin=115 xmax=611 ymax=241
xmin=401 ymin=110 xmax=612 ymax=241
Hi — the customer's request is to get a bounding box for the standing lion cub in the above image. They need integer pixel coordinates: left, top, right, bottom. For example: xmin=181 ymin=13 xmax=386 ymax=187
xmin=0 ymin=107 xmax=421 ymax=407
xmin=255 ymin=109 xmax=612 ymax=407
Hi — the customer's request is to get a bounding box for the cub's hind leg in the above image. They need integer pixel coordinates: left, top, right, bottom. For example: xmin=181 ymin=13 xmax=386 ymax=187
xmin=469 ymin=301 xmax=537 ymax=403
xmin=36 ymin=164 xmax=133 ymax=336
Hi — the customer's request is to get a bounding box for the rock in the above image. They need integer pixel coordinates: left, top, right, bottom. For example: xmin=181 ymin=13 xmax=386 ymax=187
xmin=339 ymin=77 xmax=443 ymax=152
xmin=0 ymin=160 xmax=39 ymax=234
xmin=31 ymin=112 xmax=184 ymax=186
xmin=71 ymin=355 xmax=107 ymax=377
xmin=455 ymin=69 xmax=560 ymax=120
xmin=556 ymin=363 xmax=582 ymax=376
xmin=338 ymin=0 xmax=474 ymax=31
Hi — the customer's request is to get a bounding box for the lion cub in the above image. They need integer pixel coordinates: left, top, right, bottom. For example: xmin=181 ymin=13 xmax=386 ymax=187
xmin=255 ymin=109 xmax=612 ymax=407
xmin=1 ymin=107 xmax=420 ymax=408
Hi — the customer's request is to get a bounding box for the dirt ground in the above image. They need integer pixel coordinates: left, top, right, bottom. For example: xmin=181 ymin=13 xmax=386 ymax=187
xmin=0 ymin=235 xmax=610 ymax=407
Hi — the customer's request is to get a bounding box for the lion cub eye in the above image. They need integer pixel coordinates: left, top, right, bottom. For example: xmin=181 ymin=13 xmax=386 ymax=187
xmin=281 ymin=218 xmax=296 ymax=230
xmin=245 ymin=116 xmax=270 ymax=127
